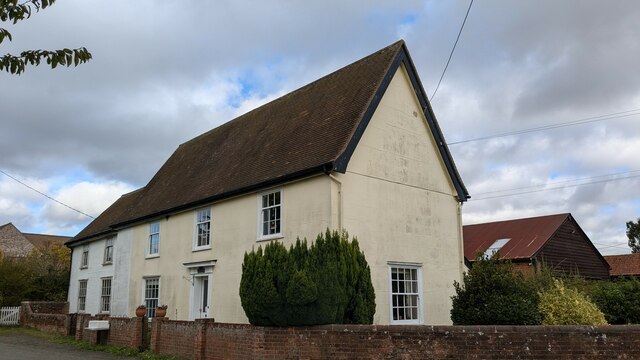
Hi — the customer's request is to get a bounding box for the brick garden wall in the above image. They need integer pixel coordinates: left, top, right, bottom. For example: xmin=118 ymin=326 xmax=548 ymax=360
xmin=103 ymin=317 xmax=146 ymax=349
xmin=74 ymin=313 xmax=146 ymax=350
xmin=150 ymin=321 xmax=640 ymax=360
xmin=18 ymin=303 xmax=640 ymax=360
xmin=20 ymin=301 xmax=71 ymax=335
xmin=151 ymin=319 xmax=199 ymax=359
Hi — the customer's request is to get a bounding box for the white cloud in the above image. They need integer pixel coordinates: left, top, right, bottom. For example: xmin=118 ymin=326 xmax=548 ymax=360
xmin=1 ymin=0 xmax=638 ymax=255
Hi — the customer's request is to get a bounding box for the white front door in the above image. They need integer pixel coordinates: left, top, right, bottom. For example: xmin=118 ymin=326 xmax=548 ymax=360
xmin=191 ymin=274 xmax=210 ymax=319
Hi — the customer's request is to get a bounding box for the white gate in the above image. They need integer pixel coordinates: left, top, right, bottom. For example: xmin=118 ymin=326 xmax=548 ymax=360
xmin=0 ymin=306 xmax=20 ymax=325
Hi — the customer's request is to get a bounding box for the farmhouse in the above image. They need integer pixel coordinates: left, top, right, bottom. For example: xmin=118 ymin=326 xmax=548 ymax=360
xmin=66 ymin=40 xmax=469 ymax=325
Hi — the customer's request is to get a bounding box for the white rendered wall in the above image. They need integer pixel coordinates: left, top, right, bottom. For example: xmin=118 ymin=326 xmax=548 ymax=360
xmin=339 ymin=65 xmax=465 ymax=325
xmin=67 ymin=232 xmax=131 ymax=316
xmin=126 ymin=175 xmax=333 ymax=322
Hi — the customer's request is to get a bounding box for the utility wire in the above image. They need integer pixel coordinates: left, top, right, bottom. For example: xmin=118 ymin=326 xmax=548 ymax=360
xmin=473 ymin=169 xmax=640 ymax=197
xmin=471 ymin=173 xmax=640 ymax=201
xmin=430 ymin=0 xmax=474 ymax=101
xmin=448 ymin=108 xmax=640 ymax=145
xmin=0 ymin=169 xmax=95 ymax=219
xmin=592 ymin=242 xmax=630 ymax=250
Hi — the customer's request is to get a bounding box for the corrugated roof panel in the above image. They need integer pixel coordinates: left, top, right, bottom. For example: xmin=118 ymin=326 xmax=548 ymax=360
xmin=463 ymin=213 xmax=570 ymax=260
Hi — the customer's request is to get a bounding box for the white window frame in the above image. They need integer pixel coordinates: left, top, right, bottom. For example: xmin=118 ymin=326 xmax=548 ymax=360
xmin=388 ymin=262 xmax=423 ymax=325
xmin=257 ymin=189 xmax=283 ymax=241
xmin=103 ymin=237 xmax=114 ymax=265
xmin=100 ymin=277 xmax=112 ymax=313
xmin=80 ymin=245 xmax=89 ymax=269
xmin=78 ymin=279 xmax=87 ymax=312
xmin=147 ymin=222 xmax=160 ymax=258
xmin=143 ymin=277 xmax=160 ymax=318
xmin=193 ymin=207 xmax=212 ymax=250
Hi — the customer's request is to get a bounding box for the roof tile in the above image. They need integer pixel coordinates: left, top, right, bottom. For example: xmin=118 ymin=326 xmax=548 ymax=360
xmin=604 ymin=253 xmax=640 ymax=276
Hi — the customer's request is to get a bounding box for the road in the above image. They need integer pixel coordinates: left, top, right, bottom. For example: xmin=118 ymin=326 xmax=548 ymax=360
xmin=0 ymin=332 xmax=136 ymax=360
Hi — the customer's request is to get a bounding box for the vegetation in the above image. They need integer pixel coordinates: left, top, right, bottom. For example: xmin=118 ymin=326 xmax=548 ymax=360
xmin=240 ymin=229 xmax=375 ymax=326
xmin=538 ymin=279 xmax=606 ymax=325
xmin=588 ymin=278 xmax=640 ymax=324
xmin=451 ymin=255 xmax=542 ymax=325
xmin=452 ymin=255 xmax=640 ymax=325
xmin=0 ymin=243 xmax=70 ymax=306
xmin=626 ymin=218 xmax=640 ymax=253
xmin=1 ymin=0 xmax=91 ymax=74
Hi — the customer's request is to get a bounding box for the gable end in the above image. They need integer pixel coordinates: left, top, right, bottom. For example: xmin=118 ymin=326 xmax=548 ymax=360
xmin=332 ymin=43 xmax=469 ymax=202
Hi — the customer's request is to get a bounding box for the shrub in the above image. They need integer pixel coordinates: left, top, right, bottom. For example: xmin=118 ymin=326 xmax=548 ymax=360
xmin=589 ymin=278 xmax=640 ymax=324
xmin=451 ymin=255 xmax=542 ymax=325
xmin=538 ymin=279 xmax=607 ymax=325
xmin=240 ymin=229 xmax=375 ymax=326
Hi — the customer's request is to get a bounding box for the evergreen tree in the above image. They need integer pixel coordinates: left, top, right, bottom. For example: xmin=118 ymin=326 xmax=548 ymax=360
xmin=240 ymin=229 xmax=375 ymax=326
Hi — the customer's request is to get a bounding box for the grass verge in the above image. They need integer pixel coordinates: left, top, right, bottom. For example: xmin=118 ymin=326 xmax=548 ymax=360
xmin=0 ymin=326 xmax=175 ymax=359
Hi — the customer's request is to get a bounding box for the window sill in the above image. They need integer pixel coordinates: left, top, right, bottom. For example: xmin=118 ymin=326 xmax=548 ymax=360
xmin=192 ymin=246 xmax=211 ymax=252
xmin=102 ymin=262 xmax=113 ymax=266
xmin=257 ymin=234 xmax=283 ymax=242
xmin=146 ymin=254 xmax=160 ymax=259
xmin=80 ymin=266 xmax=88 ymax=270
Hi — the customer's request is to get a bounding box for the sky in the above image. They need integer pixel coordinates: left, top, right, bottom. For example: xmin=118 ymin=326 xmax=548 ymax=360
xmin=1 ymin=0 xmax=638 ymax=255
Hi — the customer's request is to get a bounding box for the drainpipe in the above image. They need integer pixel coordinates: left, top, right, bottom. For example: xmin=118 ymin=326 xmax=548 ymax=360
xmin=457 ymin=201 xmax=465 ymax=278
xmin=327 ymin=173 xmax=343 ymax=231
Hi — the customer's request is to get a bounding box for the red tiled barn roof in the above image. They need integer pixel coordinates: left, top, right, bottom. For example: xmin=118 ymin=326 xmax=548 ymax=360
xmin=604 ymin=253 xmax=640 ymax=276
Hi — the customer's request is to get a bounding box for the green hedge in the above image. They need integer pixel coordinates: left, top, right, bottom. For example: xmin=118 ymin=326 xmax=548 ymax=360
xmin=588 ymin=277 xmax=640 ymax=324
xmin=239 ymin=229 xmax=375 ymax=326
xmin=451 ymin=255 xmax=542 ymax=325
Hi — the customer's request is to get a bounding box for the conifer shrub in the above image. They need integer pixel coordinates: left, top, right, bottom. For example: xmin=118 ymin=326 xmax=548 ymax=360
xmin=239 ymin=229 xmax=375 ymax=326
xmin=450 ymin=255 xmax=542 ymax=325
xmin=538 ymin=278 xmax=607 ymax=325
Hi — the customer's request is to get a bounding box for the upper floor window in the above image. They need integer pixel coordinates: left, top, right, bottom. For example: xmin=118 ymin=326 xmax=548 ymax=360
xmin=103 ymin=237 xmax=114 ymax=265
xmin=259 ymin=189 xmax=282 ymax=240
xmin=148 ymin=222 xmax=160 ymax=257
xmin=195 ymin=208 xmax=211 ymax=249
xmin=80 ymin=245 xmax=89 ymax=268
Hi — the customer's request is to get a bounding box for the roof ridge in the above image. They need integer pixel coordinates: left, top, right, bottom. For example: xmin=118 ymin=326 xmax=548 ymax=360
xmin=465 ymin=213 xmax=570 ymax=227
xmin=177 ymin=40 xmax=406 ymax=150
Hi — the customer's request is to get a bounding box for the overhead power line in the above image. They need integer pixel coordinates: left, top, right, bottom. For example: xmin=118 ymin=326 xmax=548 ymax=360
xmin=473 ymin=169 xmax=640 ymax=197
xmin=430 ymin=0 xmax=474 ymax=101
xmin=0 ymin=169 xmax=95 ymax=219
xmin=592 ymin=242 xmax=630 ymax=250
xmin=471 ymin=173 xmax=640 ymax=201
xmin=448 ymin=108 xmax=640 ymax=145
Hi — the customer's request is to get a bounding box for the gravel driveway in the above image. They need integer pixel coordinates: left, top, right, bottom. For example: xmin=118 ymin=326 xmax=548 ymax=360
xmin=0 ymin=332 xmax=136 ymax=360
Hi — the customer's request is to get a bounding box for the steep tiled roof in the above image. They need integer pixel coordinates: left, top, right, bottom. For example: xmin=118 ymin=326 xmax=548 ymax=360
xmin=23 ymin=233 xmax=71 ymax=249
xmin=463 ymin=214 xmax=570 ymax=260
xmin=67 ymin=189 xmax=142 ymax=245
xmin=72 ymin=40 xmax=468 ymax=242
xmin=604 ymin=253 xmax=640 ymax=276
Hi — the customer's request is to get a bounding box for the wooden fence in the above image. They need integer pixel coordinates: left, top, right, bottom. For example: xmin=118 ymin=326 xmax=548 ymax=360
xmin=0 ymin=306 xmax=20 ymax=325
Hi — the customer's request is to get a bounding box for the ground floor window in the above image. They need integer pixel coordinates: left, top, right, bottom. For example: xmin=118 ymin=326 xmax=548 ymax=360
xmin=100 ymin=277 xmax=112 ymax=313
xmin=144 ymin=277 xmax=160 ymax=317
xmin=78 ymin=279 xmax=87 ymax=312
xmin=389 ymin=263 xmax=422 ymax=324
